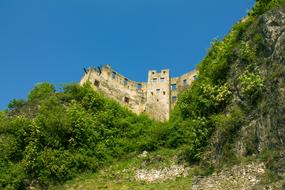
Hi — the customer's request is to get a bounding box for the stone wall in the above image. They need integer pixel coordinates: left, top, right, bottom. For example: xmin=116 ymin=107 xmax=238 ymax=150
xmin=170 ymin=70 xmax=197 ymax=109
xmin=80 ymin=65 xmax=147 ymax=115
xmin=80 ymin=65 xmax=197 ymax=121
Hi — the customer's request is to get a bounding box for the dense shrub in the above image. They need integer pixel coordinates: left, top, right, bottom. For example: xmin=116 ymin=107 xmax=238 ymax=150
xmin=0 ymin=83 xmax=159 ymax=189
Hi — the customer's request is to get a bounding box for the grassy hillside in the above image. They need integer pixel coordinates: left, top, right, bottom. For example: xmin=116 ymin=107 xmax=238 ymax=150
xmin=49 ymin=149 xmax=193 ymax=190
xmin=1 ymin=0 xmax=285 ymax=189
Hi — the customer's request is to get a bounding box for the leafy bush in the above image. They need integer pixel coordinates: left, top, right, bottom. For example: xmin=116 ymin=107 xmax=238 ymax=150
xmin=238 ymin=71 xmax=264 ymax=102
xmin=28 ymin=83 xmax=55 ymax=102
xmin=0 ymin=83 xmax=160 ymax=188
xmin=250 ymin=0 xmax=285 ymax=16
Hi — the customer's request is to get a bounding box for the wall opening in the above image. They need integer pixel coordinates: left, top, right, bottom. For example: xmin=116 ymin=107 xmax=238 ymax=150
xmin=183 ymin=79 xmax=188 ymax=86
xmin=153 ymin=78 xmax=158 ymax=83
xmin=137 ymin=83 xmax=142 ymax=89
xmin=172 ymin=96 xmax=177 ymax=102
xmin=94 ymin=80 xmax=100 ymax=87
xmin=124 ymin=78 xmax=128 ymax=85
xmin=156 ymin=89 xmax=160 ymax=95
xmin=163 ymin=91 xmax=166 ymax=95
xmin=171 ymin=84 xmax=177 ymax=91
xmin=112 ymin=72 xmax=116 ymax=79
xmin=160 ymin=77 xmax=165 ymax=82
xmin=124 ymin=97 xmax=130 ymax=104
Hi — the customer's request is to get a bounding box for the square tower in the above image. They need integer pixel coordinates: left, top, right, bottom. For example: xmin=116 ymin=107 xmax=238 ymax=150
xmin=146 ymin=69 xmax=170 ymax=121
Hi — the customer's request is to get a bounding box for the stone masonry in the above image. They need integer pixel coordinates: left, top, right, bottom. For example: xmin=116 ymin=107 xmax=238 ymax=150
xmin=80 ymin=65 xmax=197 ymax=121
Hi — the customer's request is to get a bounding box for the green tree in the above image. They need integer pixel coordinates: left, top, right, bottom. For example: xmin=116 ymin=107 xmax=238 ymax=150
xmin=28 ymin=83 xmax=55 ymax=101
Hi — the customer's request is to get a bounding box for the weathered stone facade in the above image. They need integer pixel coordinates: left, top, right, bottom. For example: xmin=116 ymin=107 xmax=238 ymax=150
xmin=80 ymin=65 xmax=197 ymax=121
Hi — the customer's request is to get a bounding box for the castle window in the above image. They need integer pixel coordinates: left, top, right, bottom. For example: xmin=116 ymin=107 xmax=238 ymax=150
xmin=151 ymin=92 xmax=154 ymax=96
xmin=112 ymin=72 xmax=116 ymax=79
xmin=124 ymin=78 xmax=128 ymax=85
xmin=163 ymin=91 xmax=166 ymax=95
xmin=157 ymin=99 xmax=159 ymax=102
xmin=94 ymin=80 xmax=100 ymax=87
xmin=153 ymin=78 xmax=158 ymax=83
xmin=183 ymin=79 xmax=188 ymax=86
xmin=171 ymin=84 xmax=177 ymax=91
xmin=193 ymin=75 xmax=198 ymax=80
xmin=152 ymin=71 xmax=155 ymax=74
xmin=172 ymin=96 xmax=177 ymax=102
xmin=156 ymin=89 xmax=160 ymax=95
xmin=163 ymin=70 xmax=166 ymax=74
xmin=160 ymin=77 xmax=165 ymax=82
xmin=137 ymin=83 xmax=142 ymax=89
xmin=124 ymin=97 xmax=130 ymax=104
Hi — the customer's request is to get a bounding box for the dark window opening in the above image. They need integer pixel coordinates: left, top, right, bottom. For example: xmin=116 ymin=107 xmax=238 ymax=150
xmin=160 ymin=77 xmax=165 ymax=82
xmin=151 ymin=92 xmax=154 ymax=96
xmin=112 ymin=72 xmax=116 ymax=79
xmin=163 ymin=70 xmax=166 ymax=74
xmin=124 ymin=78 xmax=128 ymax=85
xmin=152 ymin=71 xmax=155 ymax=74
xmin=94 ymin=80 xmax=100 ymax=87
xmin=183 ymin=79 xmax=188 ymax=86
xmin=157 ymin=99 xmax=159 ymax=102
xmin=156 ymin=89 xmax=161 ymax=95
xmin=163 ymin=91 xmax=166 ymax=95
xmin=124 ymin=97 xmax=130 ymax=104
xmin=137 ymin=83 xmax=142 ymax=89
xmin=171 ymin=84 xmax=177 ymax=91
xmin=153 ymin=78 xmax=158 ymax=83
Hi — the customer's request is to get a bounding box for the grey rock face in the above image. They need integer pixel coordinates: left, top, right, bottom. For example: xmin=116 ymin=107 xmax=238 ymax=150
xmin=235 ymin=7 xmax=285 ymax=153
xmin=206 ymin=6 xmax=285 ymax=186
xmin=258 ymin=7 xmax=285 ymax=63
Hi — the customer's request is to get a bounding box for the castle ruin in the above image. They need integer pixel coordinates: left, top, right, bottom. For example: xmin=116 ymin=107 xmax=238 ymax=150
xmin=80 ymin=65 xmax=197 ymax=121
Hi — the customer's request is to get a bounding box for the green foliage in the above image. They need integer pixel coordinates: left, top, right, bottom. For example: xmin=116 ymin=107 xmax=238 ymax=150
xmin=28 ymin=83 xmax=55 ymax=101
xmin=251 ymin=0 xmax=285 ymax=16
xmin=8 ymin=99 xmax=26 ymax=111
xmin=238 ymin=71 xmax=264 ymax=101
xmin=0 ymin=82 xmax=161 ymax=188
xmin=0 ymin=161 xmax=27 ymax=190
xmin=239 ymin=41 xmax=257 ymax=62
xmin=198 ymin=37 xmax=234 ymax=85
xmin=170 ymin=118 xmax=211 ymax=162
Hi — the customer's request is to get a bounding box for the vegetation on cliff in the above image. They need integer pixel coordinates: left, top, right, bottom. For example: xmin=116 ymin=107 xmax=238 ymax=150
xmin=0 ymin=83 xmax=166 ymax=189
xmin=1 ymin=0 xmax=285 ymax=189
xmin=170 ymin=0 xmax=285 ymax=187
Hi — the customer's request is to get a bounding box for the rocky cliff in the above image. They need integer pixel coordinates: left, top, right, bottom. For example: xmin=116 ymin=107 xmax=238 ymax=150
xmin=202 ymin=6 xmax=285 ymax=188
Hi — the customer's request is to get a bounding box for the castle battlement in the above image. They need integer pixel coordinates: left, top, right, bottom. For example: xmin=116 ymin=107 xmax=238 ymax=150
xmin=80 ymin=65 xmax=197 ymax=121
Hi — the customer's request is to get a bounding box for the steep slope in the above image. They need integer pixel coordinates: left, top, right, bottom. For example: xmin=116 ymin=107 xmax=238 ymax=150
xmin=206 ymin=4 xmax=285 ymax=171
xmin=174 ymin=2 xmax=285 ymax=188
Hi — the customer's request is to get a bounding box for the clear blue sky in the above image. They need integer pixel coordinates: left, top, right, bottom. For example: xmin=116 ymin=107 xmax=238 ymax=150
xmin=0 ymin=0 xmax=254 ymax=109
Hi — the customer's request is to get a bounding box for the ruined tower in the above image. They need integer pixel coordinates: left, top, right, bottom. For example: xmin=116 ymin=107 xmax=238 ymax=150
xmin=146 ymin=69 xmax=171 ymax=121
